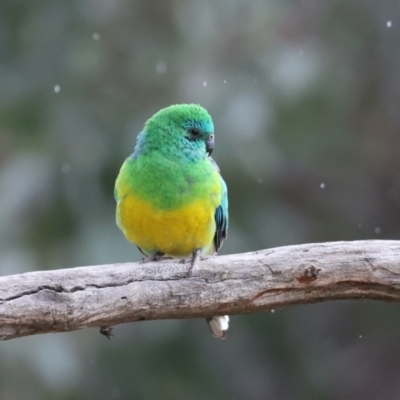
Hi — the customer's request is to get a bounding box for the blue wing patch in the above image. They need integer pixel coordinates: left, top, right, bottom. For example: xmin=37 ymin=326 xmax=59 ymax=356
xmin=209 ymin=157 xmax=228 ymax=252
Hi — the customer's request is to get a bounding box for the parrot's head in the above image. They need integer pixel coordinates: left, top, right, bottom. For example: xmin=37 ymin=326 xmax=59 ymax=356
xmin=137 ymin=104 xmax=215 ymax=161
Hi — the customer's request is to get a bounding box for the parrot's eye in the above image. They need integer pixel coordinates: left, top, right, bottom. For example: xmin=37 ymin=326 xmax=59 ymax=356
xmin=188 ymin=128 xmax=200 ymax=137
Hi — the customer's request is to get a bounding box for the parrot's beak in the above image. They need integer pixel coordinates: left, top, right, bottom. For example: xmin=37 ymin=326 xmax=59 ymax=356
xmin=206 ymin=134 xmax=214 ymax=155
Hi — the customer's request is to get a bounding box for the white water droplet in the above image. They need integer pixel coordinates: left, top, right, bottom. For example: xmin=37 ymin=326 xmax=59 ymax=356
xmin=156 ymin=61 xmax=167 ymax=75
xmin=359 ymin=335 xmax=362 ymax=339
xmin=54 ymin=85 xmax=60 ymax=93
xmin=387 ymin=21 xmax=392 ymax=28
xmin=320 ymin=183 xmax=325 ymax=189
xmin=271 ymin=309 xmax=275 ymax=313
xmin=93 ymin=32 xmax=100 ymax=40
xmin=358 ymin=223 xmax=362 ymax=228
xmin=202 ymin=81 xmax=208 ymax=87
xmin=223 ymin=80 xmax=227 ymax=83
xmin=375 ymin=227 xmax=381 ymax=234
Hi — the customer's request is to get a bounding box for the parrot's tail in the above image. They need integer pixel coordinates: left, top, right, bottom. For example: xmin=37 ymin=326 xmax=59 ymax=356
xmin=206 ymin=315 xmax=229 ymax=339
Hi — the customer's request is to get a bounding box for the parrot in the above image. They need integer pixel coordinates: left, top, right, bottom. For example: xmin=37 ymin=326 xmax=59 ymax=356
xmin=114 ymin=104 xmax=229 ymax=339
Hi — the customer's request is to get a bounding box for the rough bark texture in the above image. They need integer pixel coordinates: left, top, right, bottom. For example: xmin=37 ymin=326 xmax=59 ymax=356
xmin=1 ymin=240 xmax=400 ymax=340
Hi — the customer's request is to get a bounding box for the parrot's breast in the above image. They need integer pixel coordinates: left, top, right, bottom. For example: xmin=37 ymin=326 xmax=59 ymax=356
xmin=117 ymin=192 xmax=218 ymax=256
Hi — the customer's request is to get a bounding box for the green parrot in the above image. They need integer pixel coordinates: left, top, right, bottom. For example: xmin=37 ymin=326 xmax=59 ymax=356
xmin=115 ymin=104 xmax=229 ymax=338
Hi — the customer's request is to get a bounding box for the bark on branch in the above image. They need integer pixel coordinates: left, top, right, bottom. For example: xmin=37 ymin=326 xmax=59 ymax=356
xmin=1 ymin=240 xmax=400 ymax=341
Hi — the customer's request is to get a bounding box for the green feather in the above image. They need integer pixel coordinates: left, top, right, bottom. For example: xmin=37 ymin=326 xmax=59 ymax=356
xmin=119 ymin=154 xmax=218 ymax=210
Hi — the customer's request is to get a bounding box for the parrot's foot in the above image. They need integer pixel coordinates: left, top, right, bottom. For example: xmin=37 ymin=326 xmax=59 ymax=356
xmin=180 ymin=254 xmax=206 ymax=265
xmin=206 ymin=316 xmax=229 ymax=339
xmin=187 ymin=249 xmax=202 ymax=276
xmin=100 ymin=326 xmax=114 ymax=340
xmin=140 ymin=252 xmax=167 ymax=263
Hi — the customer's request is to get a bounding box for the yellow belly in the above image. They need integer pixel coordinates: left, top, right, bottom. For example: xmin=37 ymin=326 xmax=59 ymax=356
xmin=116 ymin=194 xmax=216 ymax=256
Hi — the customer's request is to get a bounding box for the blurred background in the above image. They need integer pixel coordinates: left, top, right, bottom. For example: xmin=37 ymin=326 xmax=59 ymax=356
xmin=1 ymin=0 xmax=400 ymax=399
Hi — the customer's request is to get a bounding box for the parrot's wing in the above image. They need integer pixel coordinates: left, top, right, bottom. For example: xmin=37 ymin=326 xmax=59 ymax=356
xmin=114 ymin=157 xmax=134 ymax=203
xmin=115 ymin=130 xmax=146 ymax=202
xmin=114 ymin=186 xmax=120 ymax=202
xmin=209 ymin=157 xmax=228 ymax=252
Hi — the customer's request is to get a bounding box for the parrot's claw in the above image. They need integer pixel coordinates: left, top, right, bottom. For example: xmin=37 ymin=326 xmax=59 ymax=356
xmin=140 ymin=252 xmax=169 ymax=263
xmin=100 ymin=326 xmax=114 ymax=340
xmin=187 ymin=249 xmax=202 ymax=276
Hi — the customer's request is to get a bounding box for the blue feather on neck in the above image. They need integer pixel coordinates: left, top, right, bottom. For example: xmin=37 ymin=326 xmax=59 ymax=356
xmin=132 ymin=131 xmax=147 ymax=159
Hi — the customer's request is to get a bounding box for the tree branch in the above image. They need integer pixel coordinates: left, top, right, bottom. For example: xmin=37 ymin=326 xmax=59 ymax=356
xmin=1 ymin=240 xmax=400 ymax=340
